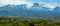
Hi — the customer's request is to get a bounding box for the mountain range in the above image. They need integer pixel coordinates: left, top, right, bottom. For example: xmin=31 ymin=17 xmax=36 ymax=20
xmin=0 ymin=3 xmax=60 ymax=19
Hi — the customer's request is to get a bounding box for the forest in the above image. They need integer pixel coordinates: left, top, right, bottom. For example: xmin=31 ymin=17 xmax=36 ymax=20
xmin=0 ymin=16 xmax=60 ymax=26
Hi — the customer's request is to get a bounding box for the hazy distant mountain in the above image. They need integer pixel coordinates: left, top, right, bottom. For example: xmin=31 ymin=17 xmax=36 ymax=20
xmin=0 ymin=3 xmax=60 ymax=19
xmin=54 ymin=7 xmax=60 ymax=13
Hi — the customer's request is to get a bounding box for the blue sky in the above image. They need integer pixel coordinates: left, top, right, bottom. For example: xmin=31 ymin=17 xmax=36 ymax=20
xmin=27 ymin=0 xmax=60 ymax=3
xmin=0 ymin=0 xmax=60 ymax=4
xmin=0 ymin=0 xmax=60 ymax=5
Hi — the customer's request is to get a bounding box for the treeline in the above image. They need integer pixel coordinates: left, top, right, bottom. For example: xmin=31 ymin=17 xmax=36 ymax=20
xmin=0 ymin=17 xmax=60 ymax=26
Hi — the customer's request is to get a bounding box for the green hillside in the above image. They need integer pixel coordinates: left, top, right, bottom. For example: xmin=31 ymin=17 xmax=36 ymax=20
xmin=0 ymin=17 xmax=60 ymax=26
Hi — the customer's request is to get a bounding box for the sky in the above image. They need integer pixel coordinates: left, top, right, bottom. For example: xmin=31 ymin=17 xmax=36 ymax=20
xmin=27 ymin=0 xmax=60 ymax=3
xmin=0 ymin=0 xmax=60 ymax=8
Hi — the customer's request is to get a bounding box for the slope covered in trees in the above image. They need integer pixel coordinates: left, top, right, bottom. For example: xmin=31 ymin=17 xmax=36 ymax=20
xmin=0 ymin=17 xmax=60 ymax=26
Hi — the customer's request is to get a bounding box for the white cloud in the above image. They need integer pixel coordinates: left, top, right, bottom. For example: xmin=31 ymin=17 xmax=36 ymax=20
xmin=0 ymin=0 xmax=33 ymax=7
xmin=39 ymin=2 xmax=47 ymax=7
xmin=39 ymin=2 xmax=57 ymax=8
xmin=0 ymin=0 xmax=27 ymax=4
xmin=39 ymin=2 xmax=58 ymax=10
xmin=57 ymin=4 xmax=60 ymax=7
xmin=0 ymin=0 xmax=60 ymax=10
xmin=46 ymin=3 xmax=57 ymax=8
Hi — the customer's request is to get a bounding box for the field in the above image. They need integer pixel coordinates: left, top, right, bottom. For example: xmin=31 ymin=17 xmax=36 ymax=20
xmin=0 ymin=17 xmax=60 ymax=26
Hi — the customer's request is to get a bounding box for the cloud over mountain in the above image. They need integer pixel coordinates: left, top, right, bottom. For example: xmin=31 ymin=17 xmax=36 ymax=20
xmin=0 ymin=0 xmax=60 ymax=9
xmin=39 ymin=2 xmax=57 ymax=8
xmin=0 ymin=0 xmax=33 ymax=7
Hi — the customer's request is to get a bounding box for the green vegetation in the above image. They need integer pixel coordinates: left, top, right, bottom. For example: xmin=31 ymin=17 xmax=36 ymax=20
xmin=0 ymin=17 xmax=60 ymax=26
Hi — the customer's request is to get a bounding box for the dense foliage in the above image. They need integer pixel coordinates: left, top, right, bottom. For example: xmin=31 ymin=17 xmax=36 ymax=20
xmin=0 ymin=17 xmax=60 ymax=26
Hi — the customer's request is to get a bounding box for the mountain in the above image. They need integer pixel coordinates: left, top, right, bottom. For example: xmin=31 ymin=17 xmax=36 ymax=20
xmin=54 ymin=7 xmax=60 ymax=13
xmin=0 ymin=3 xmax=60 ymax=19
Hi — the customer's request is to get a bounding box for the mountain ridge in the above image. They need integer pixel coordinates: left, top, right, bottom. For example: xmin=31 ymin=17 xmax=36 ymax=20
xmin=0 ymin=3 xmax=60 ymax=19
